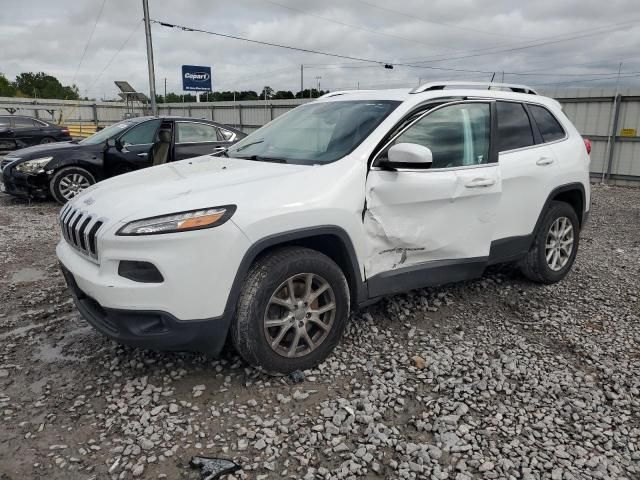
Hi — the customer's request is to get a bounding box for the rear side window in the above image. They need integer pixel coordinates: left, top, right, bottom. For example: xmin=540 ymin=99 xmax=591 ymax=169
xmin=496 ymin=102 xmax=534 ymax=152
xmin=14 ymin=117 xmax=36 ymax=127
xmin=529 ymin=105 xmax=565 ymax=142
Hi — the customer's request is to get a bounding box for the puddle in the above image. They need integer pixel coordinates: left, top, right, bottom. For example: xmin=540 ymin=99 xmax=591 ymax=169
xmin=32 ymin=326 xmax=93 ymax=363
xmin=10 ymin=267 xmax=46 ymax=283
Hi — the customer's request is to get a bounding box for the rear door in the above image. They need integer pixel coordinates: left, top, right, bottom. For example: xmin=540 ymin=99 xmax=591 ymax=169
xmin=364 ymin=100 xmax=502 ymax=295
xmin=174 ymin=121 xmax=228 ymax=160
xmin=0 ymin=116 xmax=14 ymax=148
xmin=492 ymin=101 xmax=559 ymax=251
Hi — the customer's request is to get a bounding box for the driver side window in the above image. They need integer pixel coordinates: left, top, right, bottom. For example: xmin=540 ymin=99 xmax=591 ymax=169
xmin=119 ymin=120 xmax=162 ymax=146
xmin=383 ymin=103 xmax=491 ymax=169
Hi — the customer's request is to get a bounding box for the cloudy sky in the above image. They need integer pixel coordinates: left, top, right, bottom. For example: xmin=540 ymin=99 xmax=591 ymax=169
xmin=1 ymin=0 xmax=640 ymax=99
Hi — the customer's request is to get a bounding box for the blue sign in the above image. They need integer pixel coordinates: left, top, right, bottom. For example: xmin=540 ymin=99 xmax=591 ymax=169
xmin=182 ymin=65 xmax=212 ymax=92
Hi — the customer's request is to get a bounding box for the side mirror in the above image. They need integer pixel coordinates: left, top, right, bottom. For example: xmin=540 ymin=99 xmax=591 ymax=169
xmin=106 ymin=138 xmax=122 ymax=150
xmin=384 ymin=143 xmax=433 ymax=168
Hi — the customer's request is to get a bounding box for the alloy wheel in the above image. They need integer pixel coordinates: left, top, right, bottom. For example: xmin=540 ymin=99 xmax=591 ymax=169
xmin=545 ymin=216 xmax=574 ymax=271
xmin=264 ymin=273 xmax=336 ymax=358
xmin=58 ymin=173 xmax=91 ymax=200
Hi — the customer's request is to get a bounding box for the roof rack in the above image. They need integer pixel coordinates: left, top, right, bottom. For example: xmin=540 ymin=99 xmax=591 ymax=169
xmin=410 ymin=81 xmax=538 ymax=95
xmin=318 ymin=90 xmax=375 ymax=99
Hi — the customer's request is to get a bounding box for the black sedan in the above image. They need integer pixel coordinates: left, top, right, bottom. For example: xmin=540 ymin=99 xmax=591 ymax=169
xmin=0 ymin=116 xmax=245 ymax=204
xmin=0 ymin=115 xmax=72 ymax=150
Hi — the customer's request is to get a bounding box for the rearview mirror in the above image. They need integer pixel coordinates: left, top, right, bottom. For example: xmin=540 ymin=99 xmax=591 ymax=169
xmin=385 ymin=143 xmax=433 ymax=168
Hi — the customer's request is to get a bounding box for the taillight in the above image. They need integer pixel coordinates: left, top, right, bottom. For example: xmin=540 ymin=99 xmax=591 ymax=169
xmin=583 ymin=137 xmax=591 ymax=155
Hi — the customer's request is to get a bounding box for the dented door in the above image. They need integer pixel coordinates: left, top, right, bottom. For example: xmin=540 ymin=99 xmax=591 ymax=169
xmin=363 ymin=100 xmax=501 ymax=279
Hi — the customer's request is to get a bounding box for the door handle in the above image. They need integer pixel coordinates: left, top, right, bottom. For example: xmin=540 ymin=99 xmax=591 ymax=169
xmin=212 ymin=146 xmax=227 ymax=151
xmin=137 ymin=153 xmax=148 ymax=157
xmin=464 ymin=177 xmax=495 ymax=188
xmin=536 ymin=157 xmax=554 ymax=166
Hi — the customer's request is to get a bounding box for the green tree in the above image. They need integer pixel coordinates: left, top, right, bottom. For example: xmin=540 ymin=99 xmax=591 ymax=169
xmin=13 ymin=72 xmax=79 ymax=100
xmin=272 ymin=90 xmax=295 ymax=99
xmin=260 ymin=86 xmax=274 ymax=100
xmin=0 ymin=74 xmax=16 ymax=97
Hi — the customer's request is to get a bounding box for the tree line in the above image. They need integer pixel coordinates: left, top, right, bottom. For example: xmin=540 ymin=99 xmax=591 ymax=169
xmin=0 ymin=72 xmax=329 ymax=102
xmin=0 ymin=72 xmax=80 ymax=100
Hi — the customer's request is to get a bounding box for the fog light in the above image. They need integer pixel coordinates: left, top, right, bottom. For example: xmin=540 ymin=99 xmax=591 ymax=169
xmin=118 ymin=261 xmax=164 ymax=283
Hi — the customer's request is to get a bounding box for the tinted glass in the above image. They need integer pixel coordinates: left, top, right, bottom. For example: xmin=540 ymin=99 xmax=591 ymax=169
xmin=79 ymin=120 xmax=135 ymax=145
xmin=228 ymin=100 xmax=399 ymax=165
xmin=385 ymin=103 xmax=491 ymax=169
xmin=119 ymin=119 xmax=161 ymax=146
xmin=14 ymin=117 xmax=36 ymax=127
xmin=497 ymin=102 xmax=534 ymax=152
xmin=529 ymin=104 xmax=565 ymax=142
xmin=177 ymin=122 xmax=219 ymax=143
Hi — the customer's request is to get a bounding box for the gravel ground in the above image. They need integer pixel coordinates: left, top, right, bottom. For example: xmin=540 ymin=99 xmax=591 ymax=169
xmin=0 ymin=185 xmax=639 ymax=480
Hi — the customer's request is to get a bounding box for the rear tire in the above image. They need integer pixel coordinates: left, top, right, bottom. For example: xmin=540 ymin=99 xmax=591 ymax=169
xmin=50 ymin=166 xmax=96 ymax=204
xmin=39 ymin=137 xmax=55 ymax=144
xmin=231 ymin=247 xmax=350 ymax=374
xmin=519 ymin=201 xmax=580 ymax=284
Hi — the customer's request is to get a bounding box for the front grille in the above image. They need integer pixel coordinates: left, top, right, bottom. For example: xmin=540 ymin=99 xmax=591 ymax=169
xmin=59 ymin=204 xmax=104 ymax=261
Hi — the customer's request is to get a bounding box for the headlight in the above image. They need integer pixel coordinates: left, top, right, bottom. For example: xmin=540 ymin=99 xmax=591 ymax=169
xmin=15 ymin=157 xmax=53 ymax=174
xmin=116 ymin=206 xmax=236 ymax=236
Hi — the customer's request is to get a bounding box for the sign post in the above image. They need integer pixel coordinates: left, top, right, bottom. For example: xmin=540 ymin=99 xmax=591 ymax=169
xmin=182 ymin=66 xmax=212 ymax=102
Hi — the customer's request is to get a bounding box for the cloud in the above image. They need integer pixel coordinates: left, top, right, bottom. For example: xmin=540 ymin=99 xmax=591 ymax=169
xmin=1 ymin=0 xmax=639 ymax=100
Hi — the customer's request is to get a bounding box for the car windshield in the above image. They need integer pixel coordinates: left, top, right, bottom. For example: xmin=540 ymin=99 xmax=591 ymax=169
xmin=227 ymin=100 xmax=400 ymax=165
xmin=79 ymin=120 xmax=136 ymax=145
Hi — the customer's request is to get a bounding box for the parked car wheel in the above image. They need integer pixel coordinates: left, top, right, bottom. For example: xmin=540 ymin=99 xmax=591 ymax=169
xmin=232 ymin=247 xmax=350 ymax=373
xmin=50 ymin=166 xmax=96 ymax=204
xmin=39 ymin=137 xmax=56 ymax=144
xmin=520 ymin=201 xmax=580 ymax=284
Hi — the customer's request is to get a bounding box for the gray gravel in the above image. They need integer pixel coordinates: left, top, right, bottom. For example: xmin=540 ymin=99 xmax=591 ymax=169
xmin=0 ymin=184 xmax=639 ymax=479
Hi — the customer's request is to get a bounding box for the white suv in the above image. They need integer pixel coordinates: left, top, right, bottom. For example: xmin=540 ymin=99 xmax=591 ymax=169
xmin=57 ymin=82 xmax=591 ymax=373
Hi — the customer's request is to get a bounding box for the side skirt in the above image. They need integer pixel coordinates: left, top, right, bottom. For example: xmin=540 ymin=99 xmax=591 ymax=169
xmin=487 ymin=235 xmax=533 ymax=265
xmin=366 ymin=257 xmax=487 ymax=298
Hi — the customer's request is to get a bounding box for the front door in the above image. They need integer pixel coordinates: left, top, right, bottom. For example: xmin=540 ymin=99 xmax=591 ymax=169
xmin=105 ymin=119 xmax=162 ymax=175
xmin=174 ymin=121 xmax=230 ymax=160
xmin=364 ymin=101 xmax=502 ymax=297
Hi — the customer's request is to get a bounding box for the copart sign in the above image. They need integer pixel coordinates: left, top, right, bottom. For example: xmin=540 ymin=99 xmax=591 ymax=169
xmin=182 ymin=65 xmax=212 ymax=92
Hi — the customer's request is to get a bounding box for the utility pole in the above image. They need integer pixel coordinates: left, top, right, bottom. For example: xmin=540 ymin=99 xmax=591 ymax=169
xmin=316 ymin=76 xmax=321 ymax=93
xmin=300 ymin=65 xmax=303 ymax=96
xmin=164 ymin=77 xmax=167 ymax=103
xmin=142 ymin=0 xmax=157 ymax=115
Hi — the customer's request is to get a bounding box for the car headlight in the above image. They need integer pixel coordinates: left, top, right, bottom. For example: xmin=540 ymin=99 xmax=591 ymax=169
xmin=15 ymin=157 xmax=53 ymax=174
xmin=116 ymin=206 xmax=236 ymax=236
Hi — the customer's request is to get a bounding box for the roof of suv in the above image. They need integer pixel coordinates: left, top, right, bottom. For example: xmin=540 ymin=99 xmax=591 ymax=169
xmin=315 ymin=82 xmax=561 ymax=110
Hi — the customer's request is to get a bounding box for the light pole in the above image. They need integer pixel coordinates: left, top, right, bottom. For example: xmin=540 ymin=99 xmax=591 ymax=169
xmin=315 ymin=75 xmax=322 ymax=96
xmin=142 ymin=0 xmax=157 ymax=115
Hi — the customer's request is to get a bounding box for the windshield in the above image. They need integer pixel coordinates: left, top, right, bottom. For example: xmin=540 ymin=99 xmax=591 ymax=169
xmin=227 ymin=100 xmax=400 ymax=165
xmin=79 ymin=120 xmax=136 ymax=145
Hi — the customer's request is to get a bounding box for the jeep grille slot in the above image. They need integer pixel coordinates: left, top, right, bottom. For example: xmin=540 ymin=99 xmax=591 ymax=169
xmin=59 ymin=205 xmax=103 ymax=261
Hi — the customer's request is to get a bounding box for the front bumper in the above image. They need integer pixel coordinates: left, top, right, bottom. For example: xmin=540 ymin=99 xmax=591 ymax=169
xmin=0 ymin=168 xmax=49 ymax=199
xmin=60 ymin=264 xmax=228 ymax=354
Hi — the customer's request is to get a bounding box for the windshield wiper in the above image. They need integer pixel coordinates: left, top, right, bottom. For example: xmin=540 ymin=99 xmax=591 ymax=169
xmin=234 ymin=139 xmax=264 ymax=152
xmin=236 ymin=155 xmax=287 ymax=164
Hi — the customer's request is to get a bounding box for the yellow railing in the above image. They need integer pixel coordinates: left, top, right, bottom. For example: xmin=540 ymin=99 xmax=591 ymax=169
xmin=66 ymin=124 xmax=98 ymax=138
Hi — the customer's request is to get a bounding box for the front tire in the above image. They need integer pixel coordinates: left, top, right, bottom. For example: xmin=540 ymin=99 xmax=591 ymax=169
xmin=231 ymin=247 xmax=350 ymax=374
xmin=50 ymin=166 xmax=96 ymax=204
xmin=520 ymin=201 xmax=580 ymax=284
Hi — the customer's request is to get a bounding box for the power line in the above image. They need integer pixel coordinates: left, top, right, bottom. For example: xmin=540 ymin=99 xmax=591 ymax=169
xmin=151 ymin=19 xmax=499 ymax=75
xmin=536 ymin=71 xmax=640 ymax=86
xmin=257 ymin=0 xmax=458 ymax=51
xmin=70 ymin=0 xmax=107 ymax=87
xmin=86 ymin=20 xmax=143 ymax=94
xmin=353 ymin=0 xmax=531 ymax=40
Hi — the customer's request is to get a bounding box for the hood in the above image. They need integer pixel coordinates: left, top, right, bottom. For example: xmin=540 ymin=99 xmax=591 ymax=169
xmin=6 ymin=141 xmax=82 ymax=160
xmin=72 ymin=155 xmax=310 ymax=222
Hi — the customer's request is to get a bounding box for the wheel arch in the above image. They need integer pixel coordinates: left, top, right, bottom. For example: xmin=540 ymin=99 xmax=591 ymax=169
xmin=224 ymin=227 xmax=367 ymax=319
xmin=534 ymin=183 xmax=586 ymax=235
